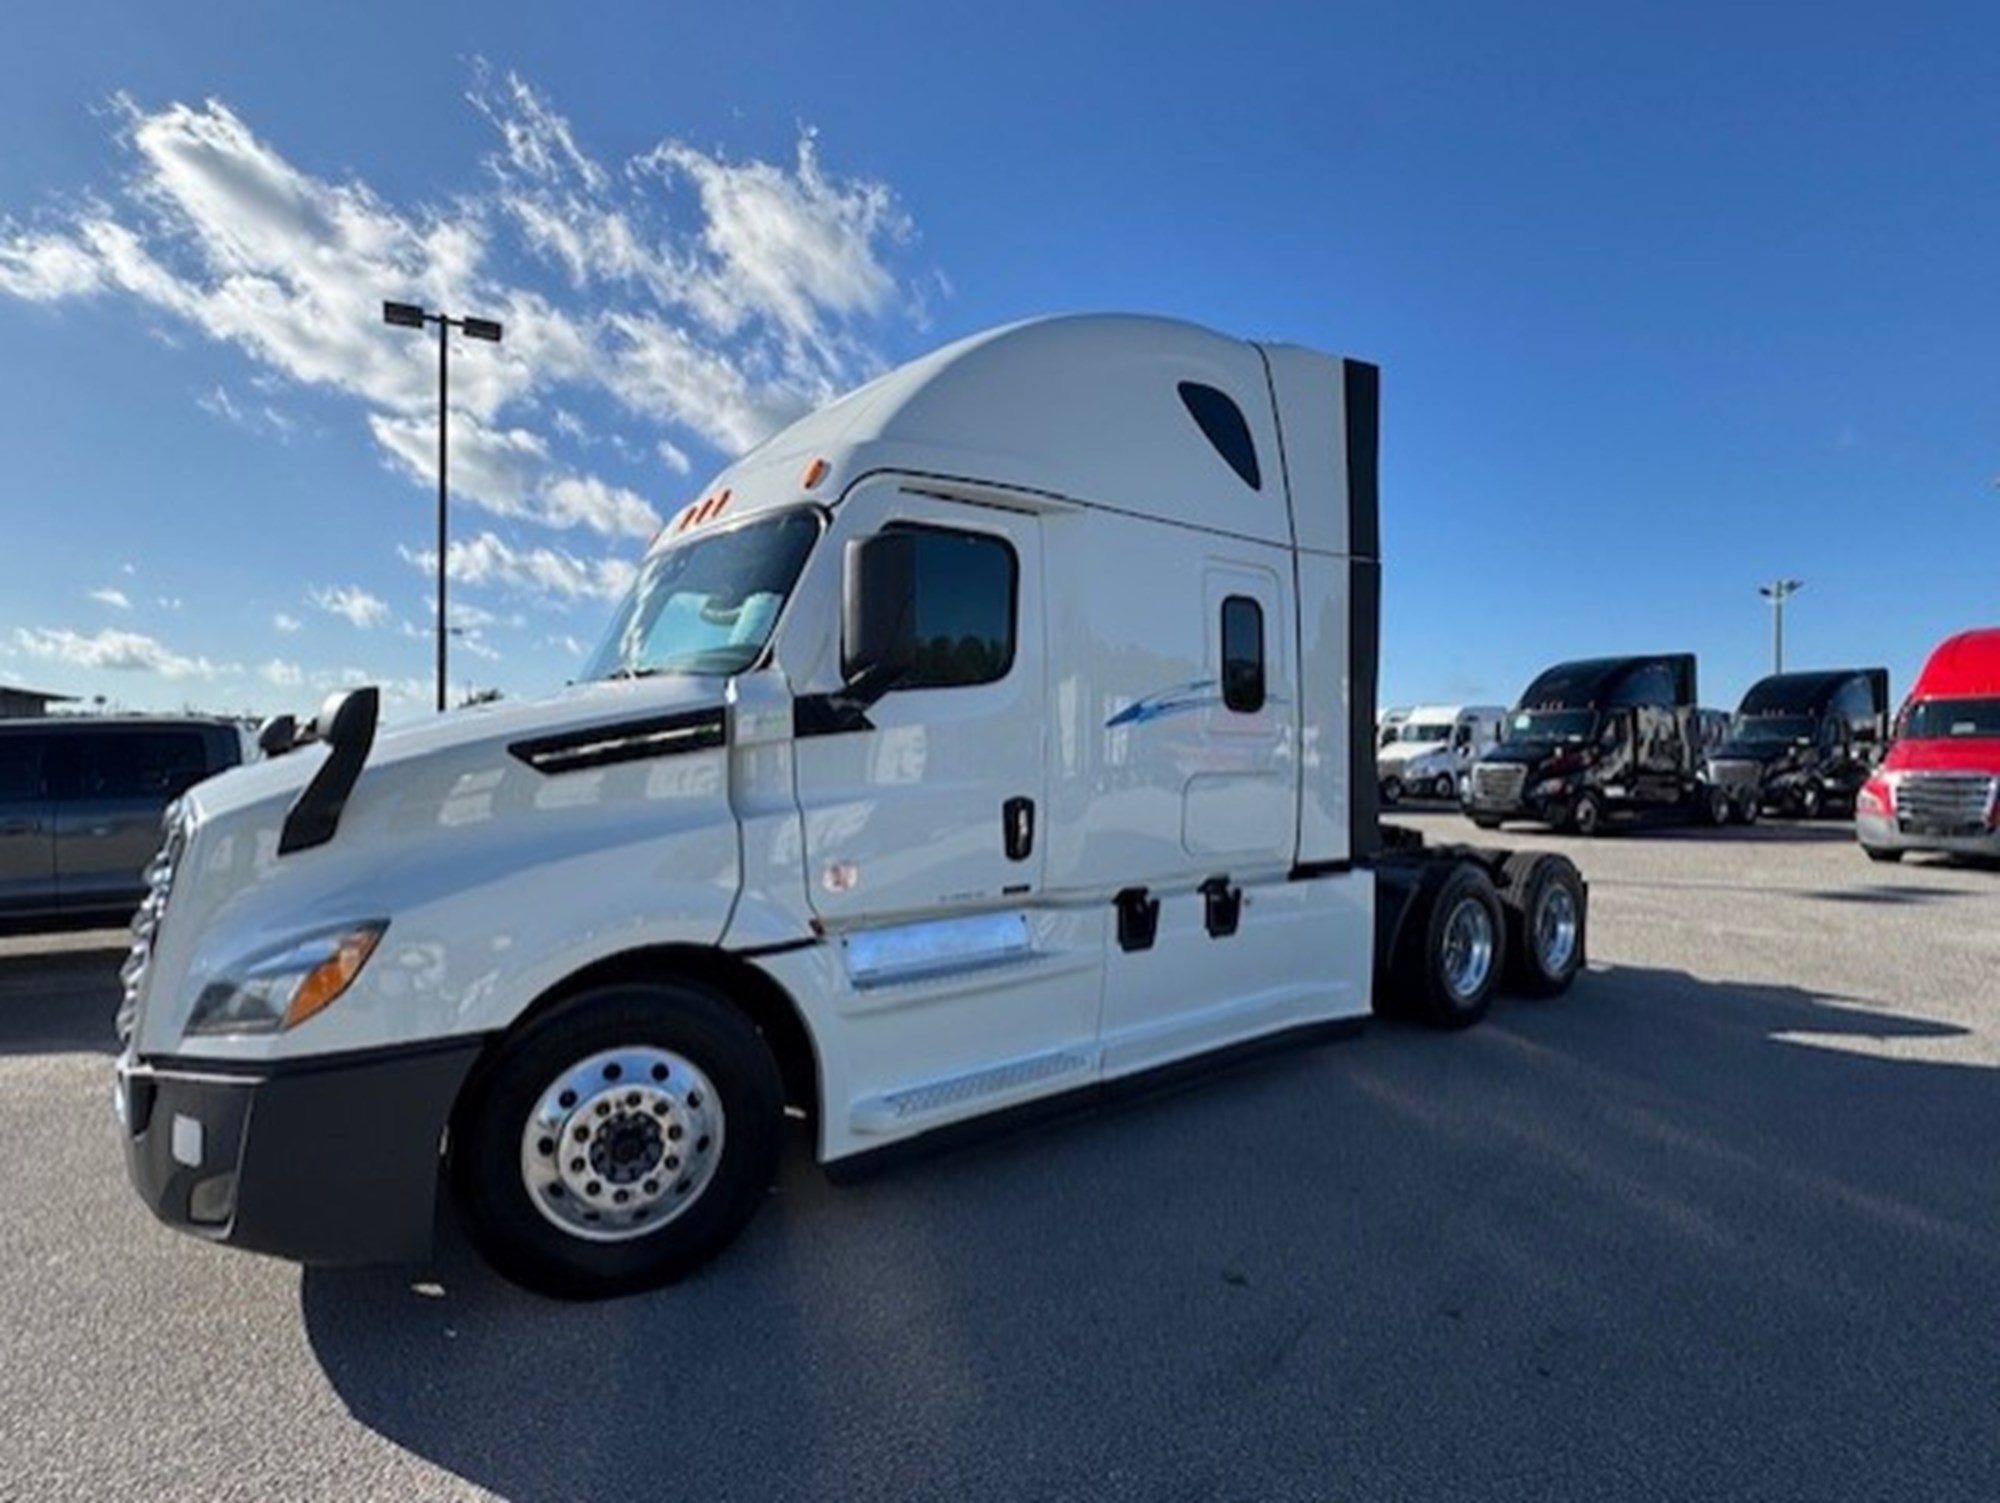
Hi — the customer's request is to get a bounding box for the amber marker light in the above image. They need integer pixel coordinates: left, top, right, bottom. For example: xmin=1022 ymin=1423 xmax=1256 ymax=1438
xmin=802 ymin=457 xmax=829 ymax=489
xmin=283 ymin=925 xmax=387 ymax=1030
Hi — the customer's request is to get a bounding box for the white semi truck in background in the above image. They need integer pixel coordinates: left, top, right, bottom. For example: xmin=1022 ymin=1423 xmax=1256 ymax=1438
xmin=1377 ymin=704 xmax=1506 ymax=804
xmin=114 ymin=315 xmax=1587 ymax=1299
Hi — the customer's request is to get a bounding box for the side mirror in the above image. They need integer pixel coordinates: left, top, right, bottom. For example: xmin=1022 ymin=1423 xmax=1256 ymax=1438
xmin=842 ymin=532 xmax=917 ymax=696
xmin=256 ymin=714 xmax=298 ymax=757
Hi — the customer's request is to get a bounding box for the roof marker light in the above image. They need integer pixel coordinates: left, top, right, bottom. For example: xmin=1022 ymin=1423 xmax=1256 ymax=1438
xmin=802 ymin=458 xmax=829 ymax=489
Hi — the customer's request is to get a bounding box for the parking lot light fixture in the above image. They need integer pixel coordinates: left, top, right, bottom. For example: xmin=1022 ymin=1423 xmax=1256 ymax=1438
xmin=1758 ymin=578 xmax=1804 ymax=673
xmin=380 ymin=300 xmax=506 ymax=713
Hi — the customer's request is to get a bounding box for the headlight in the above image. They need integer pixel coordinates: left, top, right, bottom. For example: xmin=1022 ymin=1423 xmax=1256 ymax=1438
xmin=186 ymin=922 xmax=387 ymax=1037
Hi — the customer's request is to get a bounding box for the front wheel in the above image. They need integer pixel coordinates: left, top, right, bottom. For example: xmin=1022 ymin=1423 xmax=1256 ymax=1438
xmin=1381 ymin=776 xmax=1404 ymax=807
xmin=1798 ymin=782 xmax=1824 ymax=820
xmin=1862 ymin=846 xmax=1904 ymax=864
xmin=453 ymin=981 xmax=784 ymax=1300
xmin=1736 ymin=796 xmax=1762 ymax=826
xmin=1431 ymin=774 xmax=1458 ymax=802
xmin=1568 ymin=791 xmax=1604 ymax=837
xmin=1703 ymin=784 xmax=1732 ymax=827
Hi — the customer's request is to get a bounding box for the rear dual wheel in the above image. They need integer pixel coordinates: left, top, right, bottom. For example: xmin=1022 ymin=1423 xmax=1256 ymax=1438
xmin=1396 ymin=864 xmax=1507 ymax=1031
xmin=1499 ymin=853 xmax=1586 ymax=997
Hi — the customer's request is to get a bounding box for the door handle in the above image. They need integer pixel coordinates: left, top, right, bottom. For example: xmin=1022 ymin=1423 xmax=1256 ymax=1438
xmin=1003 ymin=797 xmax=1035 ymax=862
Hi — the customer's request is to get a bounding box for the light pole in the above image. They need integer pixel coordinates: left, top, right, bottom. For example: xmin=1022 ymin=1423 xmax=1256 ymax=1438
xmin=383 ymin=300 xmax=504 ymax=712
xmin=1758 ymin=578 xmax=1803 ymax=673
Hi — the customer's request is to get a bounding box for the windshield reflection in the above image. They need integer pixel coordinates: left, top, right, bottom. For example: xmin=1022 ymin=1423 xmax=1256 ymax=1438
xmin=582 ymin=508 xmax=822 ymax=682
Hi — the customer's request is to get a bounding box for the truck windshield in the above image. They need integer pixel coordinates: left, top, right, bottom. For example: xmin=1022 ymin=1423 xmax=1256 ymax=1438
xmin=1400 ymin=722 xmax=1453 ymax=743
xmin=1900 ymin=697 xmax=2000 ymax=740
xmin=1507 ymin=709 xmax=1596 ymax=743
xmin=582 ymin=508 xmax=822 ymax=681
xmin=1732 ymin=714 xmax=1815 ymax=745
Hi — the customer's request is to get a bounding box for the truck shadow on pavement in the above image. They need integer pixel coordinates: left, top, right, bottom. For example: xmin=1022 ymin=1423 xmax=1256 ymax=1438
xmin=0 ymin=936 xmax=124 ymax=1056
xmin=300 ymin=966 xmax=2000 ymax=1503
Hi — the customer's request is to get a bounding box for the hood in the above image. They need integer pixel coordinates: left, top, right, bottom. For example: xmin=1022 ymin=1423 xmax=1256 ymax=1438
xmin=1710 ymin=740 xmax=1802 ymax=768
xmin=1378 ymin=740 xmax=1447 ymax=770
xmin=1881 ymin=737 xmax=2000 ymax=776
xmin=191 ymin=676 xmax=728 ymax=826
xmin=1477 ymin=740 xmax=1574 ymax=769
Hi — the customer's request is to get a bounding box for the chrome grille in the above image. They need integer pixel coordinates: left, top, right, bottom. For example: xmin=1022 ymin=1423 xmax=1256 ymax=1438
xmin=117 ymin=801 xmax=190 ymax=1049
xmin=1471 ymin=764 xmax=1526 ymax=807
xmin=1896 ymin=773 xmax=1997 ymax=836
xmin=1709 ymin=759 xmax=1765 ymax=795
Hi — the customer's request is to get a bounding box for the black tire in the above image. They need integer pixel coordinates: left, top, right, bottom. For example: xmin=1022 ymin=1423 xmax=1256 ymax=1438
xmin=1862 ymin=846 xmax=1904 ymax=864
xmin=1381 ymin=776 xmax=1404 ymax=807
xmin=1431 ymin=774 xmax=1457 ymax=802
xmin=1470 ymin=814 xmax=1504 ymax=831
xmin=1737 ymin=796 xmax=1762 ymax=826
xmin=1394 ymin=863 xmax=1506 ymax=1031
xmin=1798 ymin=783 xmax=1824 ymax=820
xmin=1499 ymin=852 xmax=1587 ymax=998
xmin=1568 ymin=791 xmax=1604 ymax=837
xmin=1703 ymin=784 xmax=1731 ymax=828
xmin=453 ymin=981 xmax=784 ymax=1300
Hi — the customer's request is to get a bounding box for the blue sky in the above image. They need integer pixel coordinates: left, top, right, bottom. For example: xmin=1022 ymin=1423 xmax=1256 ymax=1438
xmin=1 ymin=1 xmax=1994 ymax=721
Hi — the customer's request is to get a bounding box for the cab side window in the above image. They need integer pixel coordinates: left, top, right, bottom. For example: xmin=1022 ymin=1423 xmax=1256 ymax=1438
xmin=891 ymin=525 xmax=1017 ymax=689
xmin=1221 ymin=596 xmax=1265 ymax=713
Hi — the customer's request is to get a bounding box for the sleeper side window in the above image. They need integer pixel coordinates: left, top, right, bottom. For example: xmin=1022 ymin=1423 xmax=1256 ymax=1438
xmin=890 ymin=525 xmax=1018 ymax=690
xmin=1221 ymin=595 xmax=1265 ymax=713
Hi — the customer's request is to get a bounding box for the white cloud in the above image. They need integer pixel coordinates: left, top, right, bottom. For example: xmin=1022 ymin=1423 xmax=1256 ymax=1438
xmin=0 ymin=70 xmax=931 ymax=623
xmin=157 ymin=596 xmax=183 ymax=611
xmin=541 ymin=475 xmax=660 ymax=539
xmin=197 ymin=382 xmax=293 ymax=439
xmin=259 ymin=657 xmax=304 ymax=686
xmin=401 ymin=532 xmax=635 ymax=602
xmin=273 ymin=611 xmax=302 ymax=633
xmin=309 ymin=583 xmax=392 ymax=629
xmin=89 ymin=587 xmax=132 ymax=610
xmin=15 ymin=626 xmax=223 ymax=680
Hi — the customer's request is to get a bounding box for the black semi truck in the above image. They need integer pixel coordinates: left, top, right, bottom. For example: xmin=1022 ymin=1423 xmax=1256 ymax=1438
xmin=1465 ymin=654 xmax=1721 ymax=834
xmin=1704 ymin=668 xmax=1891 ymax=821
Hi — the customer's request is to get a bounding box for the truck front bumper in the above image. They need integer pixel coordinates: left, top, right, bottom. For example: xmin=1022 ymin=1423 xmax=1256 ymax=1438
xmin=1855 ymin=810 xmax=2000 ymax=859
xmin=116 ymin=1038 xmax=486 ymax=1265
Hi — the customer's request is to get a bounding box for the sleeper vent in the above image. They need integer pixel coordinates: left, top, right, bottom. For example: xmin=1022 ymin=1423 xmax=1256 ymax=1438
xmin=1177 ymin=382 xmax=1262 ymax=491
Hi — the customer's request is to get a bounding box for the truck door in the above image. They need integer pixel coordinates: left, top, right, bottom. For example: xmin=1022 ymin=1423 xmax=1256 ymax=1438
xmin=795 ymin=494 xmax=1047 ymax=927
xmin=0 ymin=733 xmax=54 ymax=916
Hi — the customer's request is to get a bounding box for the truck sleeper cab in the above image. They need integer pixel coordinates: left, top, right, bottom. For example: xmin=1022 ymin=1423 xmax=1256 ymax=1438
xmin=1376 ymin=704 xmax=1505 ymax=805
xmin=114 ymin=315 xmax=1587 ymax=1300
xmin=1857 ymin=629 xmax=2000 ymax=862
xmin=1466 ymin=654 xmax=1718 ymax=834
xmin=1707 ymin=668 xmax=1890 ymax=823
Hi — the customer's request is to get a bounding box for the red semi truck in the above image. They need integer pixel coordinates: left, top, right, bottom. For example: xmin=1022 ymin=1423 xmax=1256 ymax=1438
xmin=1856 ymin=628 xmax=2000 ymax=863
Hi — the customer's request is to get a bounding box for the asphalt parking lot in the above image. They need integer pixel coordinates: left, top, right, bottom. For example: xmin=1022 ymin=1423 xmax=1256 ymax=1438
xmin=2 ymin=814 xmax=1997 ymax=1502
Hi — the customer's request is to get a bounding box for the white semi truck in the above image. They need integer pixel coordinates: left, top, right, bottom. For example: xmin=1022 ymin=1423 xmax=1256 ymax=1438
xmin=1376 ymin=704 xmax=1506 ymax=804
xmin=115 ymin=315 xmax=1586 ymax=1299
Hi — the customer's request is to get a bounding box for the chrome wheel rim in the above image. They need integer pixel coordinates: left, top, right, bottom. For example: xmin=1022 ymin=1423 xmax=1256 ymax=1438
xmin=1534 ymin=882 xmax=1579 ymax=976
xmin=1441 ymin=897 xmax=1496 ymax=1002
xmin=519 ymin=1046 xmax=725 ymax=1243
